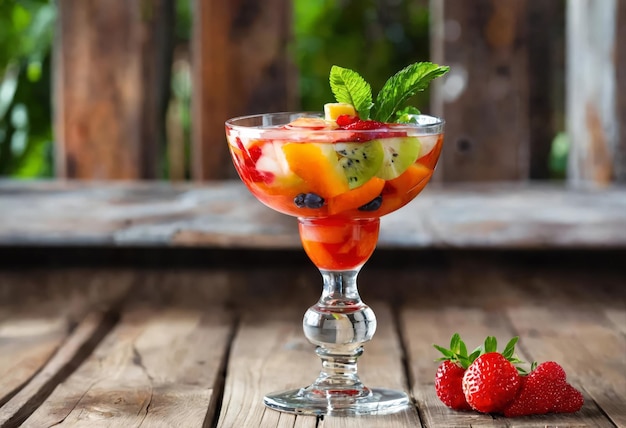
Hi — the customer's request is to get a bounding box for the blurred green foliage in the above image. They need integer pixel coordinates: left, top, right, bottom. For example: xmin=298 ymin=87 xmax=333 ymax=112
xmin=0 ymin=0 xmax=430 ymax=178
xmin=293 ymin=0 xmax=431 ymax=112
xmin=0 ymin=0 xmax=55 ymax=177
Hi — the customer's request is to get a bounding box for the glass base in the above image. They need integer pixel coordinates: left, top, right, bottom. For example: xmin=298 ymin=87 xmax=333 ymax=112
xmin=264 ymin=387 xmax=410 ymax=416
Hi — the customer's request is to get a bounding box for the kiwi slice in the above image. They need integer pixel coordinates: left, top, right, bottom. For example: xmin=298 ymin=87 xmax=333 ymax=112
xmin=334 ymin=141 xmax=384 ymax=189
xmin=375 ymin=137 xmax=421 ymax=180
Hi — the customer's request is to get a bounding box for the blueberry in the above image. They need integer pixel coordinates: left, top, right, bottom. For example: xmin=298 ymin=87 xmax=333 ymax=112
xmin=294 ymin=193 xmax=325 ymax=209
xmin=358 ymin=195 xmax=382 ymax=211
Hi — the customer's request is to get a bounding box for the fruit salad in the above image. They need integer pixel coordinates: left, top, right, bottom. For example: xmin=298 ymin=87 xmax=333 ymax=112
xmin=227 ymin=111 xmax=443 ymax=219
xmin=226 ymin=63 xmax=448 ymax=270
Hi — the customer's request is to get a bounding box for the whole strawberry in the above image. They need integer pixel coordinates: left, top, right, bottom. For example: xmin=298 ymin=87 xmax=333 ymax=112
xmin=461 ymin=337 xmax=523 ymax=413
xmin=433 ymin=333 xmax=474 ymax=410
xmin=504 ymin=361 xmax=584 ymax=416
xmin=435 ymin=360 xmax=472 ymax=410
xmin=552 ymin=383 xmax=584 ymax=413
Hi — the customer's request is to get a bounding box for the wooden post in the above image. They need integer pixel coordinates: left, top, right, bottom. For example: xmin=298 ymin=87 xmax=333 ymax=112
xmin=616 ymin=1 xmax=626 ymax=183
xmin=566 ymin=0 xmax=622 ymax=186
xmin=430 ymin=0 xmax=531 ymax=182
xmin=191 ymin=0 xmax=296 ymax=181
xmin=54 ymin=0 xmax=173 ymax=179
xmin=526 ymin=0 xmax=565 ymax=180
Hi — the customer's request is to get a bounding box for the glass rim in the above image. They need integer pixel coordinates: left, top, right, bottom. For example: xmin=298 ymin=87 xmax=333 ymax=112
xmin=225 ymin=111 xmax=445 ymax=134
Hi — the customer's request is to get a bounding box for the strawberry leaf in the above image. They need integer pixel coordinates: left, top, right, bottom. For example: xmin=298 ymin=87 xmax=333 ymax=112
xmin=468 ymin=349 xmax=482 ymax=361
xmin=371 ymin=62 xmax=449 ymax=123
xmin=449 ymin=333 xmax=460 ymax=349
xmin=459 ymin=340 xmax=468 ymax=358
xmin=329 ymin=65 xmax=373 ymax=120
xmin=433 ymin=345 xmax=456 ymax=359
xmin=502 ymin=336 xmax=519 ymax=359
xmin=484 ymin=336 xmax=498 ymax=353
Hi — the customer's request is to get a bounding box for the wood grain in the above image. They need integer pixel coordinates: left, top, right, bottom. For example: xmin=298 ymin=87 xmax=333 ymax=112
xmin=616 ymin=0 xmax=626 ymax=183
xmin=507 ymin=306 xmax=626 ymax=428
xmin=216 ymin=308 xmax=318 ymax=427
xmin=0 ymin=259 xmax=624 ymax=426
xmin=218 ymin=303 xmax=419 ymax=427
xmin=566 ymin=0 xmax=621 ymax=186
xmin=320 ymin=303 xmax=421 ymax=427
xmin=191 ymin=0 xmax=296 ymax=180
xmin=0 ymin=311 xmax=114 ymax=428
xmin=53 ymin=0 xmax=173 ymax=179
xmin=21 ymin=307 xmax=233 ymax=428
xmin=1 ymin=181 xmax=626 ymax=250
xmin=0 ymin=306 xmax=70 ymax=407
xmin=431 ymin=0 xmax=530 ymax=181
xmin=399 ymin=264 xmax=625 ymax=428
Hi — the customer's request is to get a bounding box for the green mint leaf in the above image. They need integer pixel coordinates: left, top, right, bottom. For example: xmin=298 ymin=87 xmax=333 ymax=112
xmin=372 ymin=62 xmax=449 ymax=123
xmin=395 ymin=106 xmax=421 ymax=123
xmin=329 ymin=65 xmax=373 ymax=119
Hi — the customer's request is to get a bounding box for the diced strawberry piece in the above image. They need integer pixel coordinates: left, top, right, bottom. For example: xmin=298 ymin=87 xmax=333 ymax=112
xmin=342 ymin=119 xmax=388 ymax=130
xmin=235 ymin=137 xmax=246 ymax=152
xmin=234 ymin=138 xmax=273 ymax=183
xmin=248 ymin=145 xmax=263 ymax=163
xmin=336 ymin=114 xmax=360 ymax=127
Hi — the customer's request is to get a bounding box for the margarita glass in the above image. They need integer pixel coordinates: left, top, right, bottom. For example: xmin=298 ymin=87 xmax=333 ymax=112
xmin=225 ymin=112 xmax=444 ymax=416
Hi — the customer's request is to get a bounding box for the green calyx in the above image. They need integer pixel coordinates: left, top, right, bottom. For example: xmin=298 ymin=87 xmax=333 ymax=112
xmin=329 ymin=62 xmax=449 ymax=123
xmin=434 ymin=333 xmax=529 ymax=374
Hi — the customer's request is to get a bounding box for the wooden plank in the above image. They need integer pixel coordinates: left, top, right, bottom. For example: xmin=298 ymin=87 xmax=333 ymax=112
xmin=191 ymin=0 xmax=296 ymax=180
xmin=403 ymin=307 xmax=526 ymax=427
xmin=430 ymin=0 xmax=530 ymax=181
xmin=21 ymin=307 xmax=233 ymax=427
xmin=0 ymin=306 xmax=70 ymax=406
xmin=216 ymin=308 xmax=318 ymax=427
xmin=53 ymin=0 xmax=173 ymax=179
xmin=0 ymin=269 xmax=134 ymax=309
xmin=0 ymin=311 xmax=115 ymax=427
xmin=320 ymin=303 xmax=421 ymax=427
xmin=1 ymin=182 xmax=626 ymax=250
xmin=566 ymin=0 xmax=621 ymax=186
xmin=400 ymin=263 xmax=622 ymax=427
xmin=507 ymin=306 xmax=626 ymax=428
xmin=218 ymin=303 xmax=415 ymax=427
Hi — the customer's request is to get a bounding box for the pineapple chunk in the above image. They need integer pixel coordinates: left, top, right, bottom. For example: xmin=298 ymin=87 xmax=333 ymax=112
xmin=324 ymin=103 xmax=357 ymax=121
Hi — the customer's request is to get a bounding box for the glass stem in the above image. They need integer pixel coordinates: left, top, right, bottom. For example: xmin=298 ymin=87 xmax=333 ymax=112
xmin=302 ymin=269 xmax=376 ymax=399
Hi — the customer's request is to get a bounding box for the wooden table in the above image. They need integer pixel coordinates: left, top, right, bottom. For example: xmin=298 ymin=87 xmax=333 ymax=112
xmin=0 ymin=181 xmax=625 ymax=427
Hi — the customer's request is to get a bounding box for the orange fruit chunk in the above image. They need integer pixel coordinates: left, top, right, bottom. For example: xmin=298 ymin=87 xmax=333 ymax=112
xmin=387 ymin=163 xmax=432 ymax=195
xmin=327 ymin=177 xmax=385 ymax=215
xmin=300 ymin=221 xmax=379 ymax=270
xmin=282 ymin=143 xmax=349 ymax=198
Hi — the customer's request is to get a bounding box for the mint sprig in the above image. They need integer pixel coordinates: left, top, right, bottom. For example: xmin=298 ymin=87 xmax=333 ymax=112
xmin=329 ymin=62 xmax=449 ymax=123
xmin=394 ymin=106 xmax=422 ymax=124
xmin=329 ymin=65 xmax=373 ymax=119
xmin=371 ymin=62 xmax=449 ymax=123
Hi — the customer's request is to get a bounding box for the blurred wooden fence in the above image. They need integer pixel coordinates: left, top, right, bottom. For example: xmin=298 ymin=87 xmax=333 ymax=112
xmin=52 ymin=0 xmax=626 ymax=186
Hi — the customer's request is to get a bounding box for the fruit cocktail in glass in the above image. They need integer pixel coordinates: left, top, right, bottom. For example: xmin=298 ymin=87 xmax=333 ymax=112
xmin=225 ymin=63 xmax=447 ymax=416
